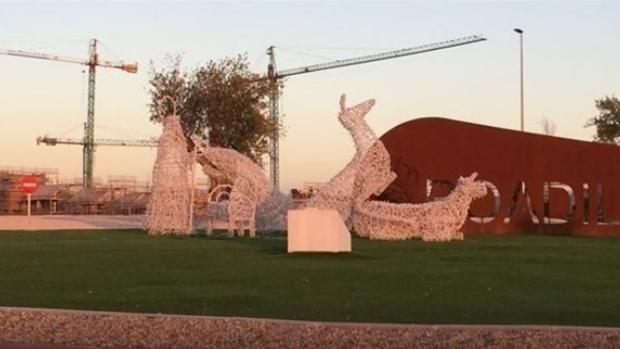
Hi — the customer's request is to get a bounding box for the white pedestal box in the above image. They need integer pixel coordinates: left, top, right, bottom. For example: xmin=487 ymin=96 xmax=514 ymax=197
xmin=287 ymin=208 xmax=351 ymax=253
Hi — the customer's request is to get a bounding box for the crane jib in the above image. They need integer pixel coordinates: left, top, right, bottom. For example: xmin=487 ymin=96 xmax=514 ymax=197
xmin=275 ymin=35 xmax=486 ymax=78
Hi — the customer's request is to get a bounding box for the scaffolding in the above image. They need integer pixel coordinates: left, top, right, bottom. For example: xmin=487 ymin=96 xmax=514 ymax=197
xmin=0 ymin=169 xmax=151 ymax=215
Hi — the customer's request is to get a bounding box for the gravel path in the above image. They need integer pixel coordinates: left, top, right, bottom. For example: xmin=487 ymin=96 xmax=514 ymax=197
xmin=0 ymin=343 xmax=94 ymax=349
xmin=0 ymin=215 xmax=144 ymax=231
xmin=1 ymin=307 xmax=619 ymax=349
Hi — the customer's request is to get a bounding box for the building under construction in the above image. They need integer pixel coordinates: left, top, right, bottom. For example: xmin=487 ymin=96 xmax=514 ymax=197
xmin=0 ymin=166 xmax=153 ymax=215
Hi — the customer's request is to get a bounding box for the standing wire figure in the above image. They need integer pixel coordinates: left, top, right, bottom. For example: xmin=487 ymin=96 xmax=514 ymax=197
xmin=145 ymin=96 xmax=194 ymax=236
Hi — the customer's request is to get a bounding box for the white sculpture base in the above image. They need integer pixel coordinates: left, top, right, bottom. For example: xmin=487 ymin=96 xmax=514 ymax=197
xmin=287 ymin=208 xmax=351 ymax=253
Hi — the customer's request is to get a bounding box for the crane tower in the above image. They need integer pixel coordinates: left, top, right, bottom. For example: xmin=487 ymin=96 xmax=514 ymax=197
xmin=266 ymin=34 xmax=486 ymax=189
xmin=0 ymin=39 xmax=138 ymax=188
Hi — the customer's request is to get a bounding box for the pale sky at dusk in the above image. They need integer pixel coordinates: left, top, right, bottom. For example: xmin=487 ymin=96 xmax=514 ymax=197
xmin=0 ymin=1 xmax=618 ymax=191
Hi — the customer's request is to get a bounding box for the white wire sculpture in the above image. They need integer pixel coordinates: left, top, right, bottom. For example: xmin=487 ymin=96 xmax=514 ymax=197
xmin=199 ymin=184 xmax=232 ymax=237
xmin=305 ymin=94 xmax=488 ymax=241
xmin=303 ymin=95 xmax=378 ymax=226
xmin=193 ymin=141 xmax=291 ymax=236
xmin=145 ymin=93 xmax=487 ymax=242
xmin=255 ymin=189 xmax=291 ymax=231
xmin=145 ymin=97 xmax=194 ymax=236
xmin=351 ymin=141 xmax=488 ymax=241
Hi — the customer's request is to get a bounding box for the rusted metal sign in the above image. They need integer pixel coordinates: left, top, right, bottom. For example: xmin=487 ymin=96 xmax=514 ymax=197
xmin=379 ymin=117 xmax=620 ymax=236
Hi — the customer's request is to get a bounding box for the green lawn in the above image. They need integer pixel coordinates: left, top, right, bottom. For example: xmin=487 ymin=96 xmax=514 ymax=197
xmin=0 ymin=230 xmax=619 ymax=326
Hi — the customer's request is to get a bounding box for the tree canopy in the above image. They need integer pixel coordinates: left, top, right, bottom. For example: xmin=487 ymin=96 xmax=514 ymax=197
xmin=148 ymin=54 xmax=280 ymax=164
xmin=585 ymin=96 xmax=620 ymax=144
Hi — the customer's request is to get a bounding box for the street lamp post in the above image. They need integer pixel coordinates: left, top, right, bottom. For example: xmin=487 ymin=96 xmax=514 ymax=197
xmin=514 ymin=28 xmax=524 ymax=132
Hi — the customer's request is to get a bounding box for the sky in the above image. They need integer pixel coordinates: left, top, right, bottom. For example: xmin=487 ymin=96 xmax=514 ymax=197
xmin=0 ymin=1 xmax=618 ymax=191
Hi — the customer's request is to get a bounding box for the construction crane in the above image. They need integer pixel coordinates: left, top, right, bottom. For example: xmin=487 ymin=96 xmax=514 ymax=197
xmin=0 ymin=39 xmax=138 ymax=188
xmin=37 ymin=136 xmax=157 ymax=148
xmin=265 ymin=34 xmax=486 ymax=189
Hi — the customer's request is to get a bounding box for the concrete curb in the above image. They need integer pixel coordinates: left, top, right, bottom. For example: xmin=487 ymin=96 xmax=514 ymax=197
xmin=1 ymin=306 xmax=620 ymax=348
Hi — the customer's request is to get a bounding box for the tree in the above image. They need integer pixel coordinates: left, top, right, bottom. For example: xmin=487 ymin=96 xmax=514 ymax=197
xmin=585 ymin=96 xmax=620 ymax=144
xmin=148 ymin=54 xmax=280 ymax=165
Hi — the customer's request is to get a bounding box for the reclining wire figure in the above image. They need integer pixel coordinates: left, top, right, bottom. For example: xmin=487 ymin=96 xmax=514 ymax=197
xmin=352 ymin=141 xmax=488 ymax=241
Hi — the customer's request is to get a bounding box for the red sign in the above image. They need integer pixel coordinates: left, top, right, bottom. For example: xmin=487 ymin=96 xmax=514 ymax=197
xmin=18 ymin=175 xmax=39 ymax=194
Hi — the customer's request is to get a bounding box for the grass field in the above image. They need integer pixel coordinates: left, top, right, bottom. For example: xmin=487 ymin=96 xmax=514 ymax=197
xmin=0 ymin=230 xmax=619 ymax=326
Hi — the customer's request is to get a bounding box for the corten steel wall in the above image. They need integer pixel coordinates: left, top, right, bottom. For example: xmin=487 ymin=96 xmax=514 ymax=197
xmin=379 ymin=117 xmax=620 ymax=236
